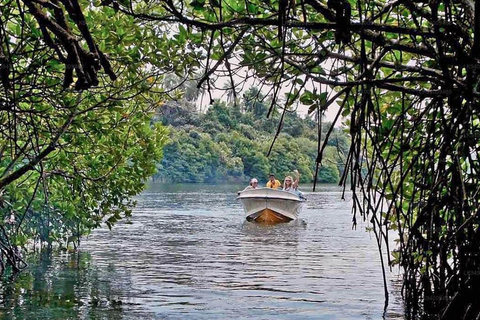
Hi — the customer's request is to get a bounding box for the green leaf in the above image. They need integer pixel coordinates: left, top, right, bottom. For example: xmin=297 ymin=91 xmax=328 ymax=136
xmin=190 ymin=0 xmax=206 ymax=10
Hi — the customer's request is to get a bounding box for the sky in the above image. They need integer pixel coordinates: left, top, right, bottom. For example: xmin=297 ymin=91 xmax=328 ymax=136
xmin=196 ymin=74 xmax=345 ymax=125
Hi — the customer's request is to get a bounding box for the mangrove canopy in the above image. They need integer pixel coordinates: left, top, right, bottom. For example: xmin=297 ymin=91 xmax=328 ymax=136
xmin=2 ymin=0 xmax=480 ymax=318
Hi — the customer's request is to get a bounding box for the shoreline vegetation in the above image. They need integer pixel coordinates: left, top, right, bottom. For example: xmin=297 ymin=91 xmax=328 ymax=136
xmin=153 ymin=87 xmax=349 ymax=185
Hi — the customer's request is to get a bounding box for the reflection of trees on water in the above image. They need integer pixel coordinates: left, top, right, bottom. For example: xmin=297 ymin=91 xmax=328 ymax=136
xmin=0 ymin=251 xmax=151 ymax=320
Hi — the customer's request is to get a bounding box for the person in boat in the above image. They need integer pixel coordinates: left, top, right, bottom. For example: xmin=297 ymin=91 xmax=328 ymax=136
xmin=237 ymin=178 xmax=259 ymax=194
xmin=283 ymin=169 xmax=306 ymax=200
xmin=283 ymin=170 xmax=300 ymax=193
xmin=266 ymin=173 xmax=281 ymax=189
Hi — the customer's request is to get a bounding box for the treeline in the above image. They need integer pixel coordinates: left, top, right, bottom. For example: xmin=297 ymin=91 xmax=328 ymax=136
xmin=154 ymin=88 xmax=349 ymax=184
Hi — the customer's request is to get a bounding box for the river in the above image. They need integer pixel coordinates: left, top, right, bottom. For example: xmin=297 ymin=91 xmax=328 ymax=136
xmin=0 ymin=183 xmax=405 ymax=319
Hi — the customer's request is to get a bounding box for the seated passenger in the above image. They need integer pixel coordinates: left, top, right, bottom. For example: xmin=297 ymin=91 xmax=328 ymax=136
xmin=283 ymin=170 xmax=300 ymax=193
xmin=266 ymin=173 xmax=281 ymax=189
xmin=237 ymin=178 xmax=259 ymax=194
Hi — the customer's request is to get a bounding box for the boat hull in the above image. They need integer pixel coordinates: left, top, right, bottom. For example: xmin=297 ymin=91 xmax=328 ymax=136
xmin=237 ymin=188 xmax=304 ymax=224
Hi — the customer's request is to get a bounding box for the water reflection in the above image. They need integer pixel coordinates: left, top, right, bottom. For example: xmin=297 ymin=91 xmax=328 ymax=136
xmin=0 ymin=183 xmax=405 ymax=320
xmin=0 ymin=251 xmax=156 ymax=320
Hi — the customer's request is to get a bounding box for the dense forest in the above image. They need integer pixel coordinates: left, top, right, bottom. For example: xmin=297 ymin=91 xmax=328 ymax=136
xmin=154 ymin=87 xmax=349 ymax=184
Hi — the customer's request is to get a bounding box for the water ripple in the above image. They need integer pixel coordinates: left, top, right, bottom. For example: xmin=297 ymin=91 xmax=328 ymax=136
xmin=0 ymin=183 xmax=405 ymax=320
xmin=78 ymin=183 xmax=405 ymax=319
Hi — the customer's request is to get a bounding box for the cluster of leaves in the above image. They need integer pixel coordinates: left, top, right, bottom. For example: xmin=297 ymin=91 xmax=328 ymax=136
xmin=155 ymin=88 xmax=349 ymax=185
xmin=0 ymin=0 xmax=172 ymax=272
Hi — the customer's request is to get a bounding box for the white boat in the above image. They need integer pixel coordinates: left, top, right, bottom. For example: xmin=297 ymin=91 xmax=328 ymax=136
xmin=236 ymin=188 xmax=305 ymax=223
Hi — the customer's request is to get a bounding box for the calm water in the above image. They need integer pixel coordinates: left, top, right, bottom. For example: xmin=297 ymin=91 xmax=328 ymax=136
xmin=0 ymin=183 xmax=405 ymax=319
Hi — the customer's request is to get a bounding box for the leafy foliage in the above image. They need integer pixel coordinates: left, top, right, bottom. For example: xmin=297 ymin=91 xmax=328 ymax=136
xmin=0 ymin=0 xmax=169 ymax=273
xmin=154 ymin=96 xmax=347 ymax=185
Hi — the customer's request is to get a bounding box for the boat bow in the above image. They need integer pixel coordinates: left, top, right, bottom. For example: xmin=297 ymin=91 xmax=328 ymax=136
xmin=236 ymin=188 xmax=305 ymax=223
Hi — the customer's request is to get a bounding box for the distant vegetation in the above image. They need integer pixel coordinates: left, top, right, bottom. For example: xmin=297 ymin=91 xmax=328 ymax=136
xmin=153 ymin=87 xmax=349 ymax=185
